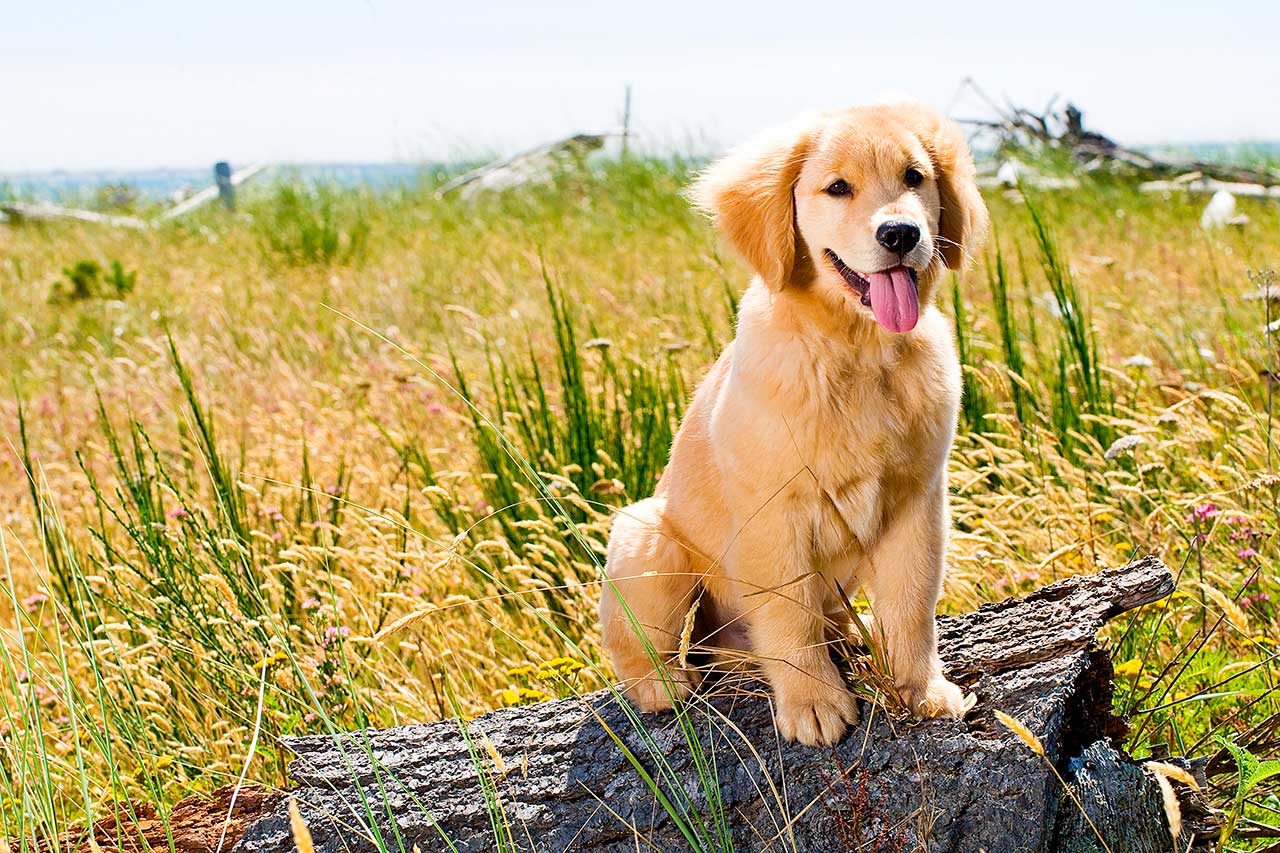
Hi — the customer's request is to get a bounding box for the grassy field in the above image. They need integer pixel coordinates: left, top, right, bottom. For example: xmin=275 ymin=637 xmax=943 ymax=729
xmin=2 ymin=157 xmax=1280 ymax=849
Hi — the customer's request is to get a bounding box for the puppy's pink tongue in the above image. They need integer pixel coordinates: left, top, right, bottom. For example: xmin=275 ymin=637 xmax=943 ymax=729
xmin=867 ymin=267 xmax=920 ymax=333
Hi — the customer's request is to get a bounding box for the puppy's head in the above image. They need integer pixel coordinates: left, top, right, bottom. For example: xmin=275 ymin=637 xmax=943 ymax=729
xmin=691 ymin=102 xmax=987 ymax=334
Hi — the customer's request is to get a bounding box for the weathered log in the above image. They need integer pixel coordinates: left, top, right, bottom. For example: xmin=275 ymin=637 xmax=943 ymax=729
xmin=0 ymin=201 xmax=149 ymax=229
xmin=228 ymin=556 xmax=1218 ymax=853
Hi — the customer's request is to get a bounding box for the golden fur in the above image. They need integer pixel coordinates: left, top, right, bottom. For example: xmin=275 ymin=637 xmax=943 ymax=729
xmin=599 ymin=102 xmax=989 ymax=746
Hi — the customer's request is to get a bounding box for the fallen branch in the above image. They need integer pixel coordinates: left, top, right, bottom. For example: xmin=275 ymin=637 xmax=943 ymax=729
xmin=0 ymin=201 xmax=149 ymax=229
xmin=957 ymin=79 xmax=1279 ymax=189
xmin=156 ymin=163 xmax=271 ymax=221
xmin=1 ymin=164 xmax=271 ymax=229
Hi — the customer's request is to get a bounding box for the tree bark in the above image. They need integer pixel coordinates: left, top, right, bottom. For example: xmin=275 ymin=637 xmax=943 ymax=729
xmin=227 ymin=556 xmax=1219 ymax=853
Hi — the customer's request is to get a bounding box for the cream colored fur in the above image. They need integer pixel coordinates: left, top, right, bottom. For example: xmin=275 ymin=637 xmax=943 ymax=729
xmin=599 ymin=102 xmax=989 ymax=746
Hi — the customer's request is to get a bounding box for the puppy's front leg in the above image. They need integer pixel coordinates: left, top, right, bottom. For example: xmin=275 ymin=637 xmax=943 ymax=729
xmin=732 ymin=514 xmax=858 ymax=746
xmin=863 ymin=484 xmax=967 ymax=718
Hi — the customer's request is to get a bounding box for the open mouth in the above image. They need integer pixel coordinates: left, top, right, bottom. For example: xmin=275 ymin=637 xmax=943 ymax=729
xmin=824 ymin=249 xmax=921 ymax=334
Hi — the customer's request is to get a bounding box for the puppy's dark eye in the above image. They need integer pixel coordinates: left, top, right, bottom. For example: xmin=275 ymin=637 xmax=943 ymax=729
xmin=904 ymin=167 xmax=925 ymax=189
xmin=824 ymin=179 xmax=852 ymax=197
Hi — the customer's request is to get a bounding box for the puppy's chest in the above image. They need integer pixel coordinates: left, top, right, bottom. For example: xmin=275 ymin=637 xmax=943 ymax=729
xmin=787 ymin=385 xmax=910 ymax=554
xmin=801 ymin=414 xmax=897 ymax=556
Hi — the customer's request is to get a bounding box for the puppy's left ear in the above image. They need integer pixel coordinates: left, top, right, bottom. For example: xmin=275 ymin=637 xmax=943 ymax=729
xmin=904 ymin=106 xmax=989 ymax=270
xmin=689 ymin=118 xmax=819 ymax=291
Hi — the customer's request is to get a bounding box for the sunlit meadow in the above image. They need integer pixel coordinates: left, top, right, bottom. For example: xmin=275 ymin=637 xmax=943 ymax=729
xmin=2 ymin=158 xmax=1279 ymax=848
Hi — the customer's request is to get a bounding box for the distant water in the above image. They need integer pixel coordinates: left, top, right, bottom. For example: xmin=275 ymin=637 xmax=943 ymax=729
xmin=3 ymin=142 xmax=1277 ymax=204
xmin=0 ymin=162 xmax=444 ymax=203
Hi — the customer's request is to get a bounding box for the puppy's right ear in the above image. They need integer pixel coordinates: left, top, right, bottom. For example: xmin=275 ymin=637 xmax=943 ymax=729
xmin=690 ymin=119 xmax=818 ymax=291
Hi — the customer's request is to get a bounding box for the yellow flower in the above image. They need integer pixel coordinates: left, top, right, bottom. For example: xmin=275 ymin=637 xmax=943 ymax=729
xmin=499 ymin=686 xmax=551 ymax=706
xmin=505 ymin=665 xmax=537 ymax=678
xmin=253 ymin=650 xmax=288 ymax=672
xmin=1114 ymin=658 xmax=1143 ymax=677
xmin=154 ymin=756 xmax=175 ymax=771
xmin=534 ymin=656 xmax=584 ymax=679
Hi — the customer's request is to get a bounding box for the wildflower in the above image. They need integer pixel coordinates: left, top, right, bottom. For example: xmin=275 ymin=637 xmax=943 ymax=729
xmin=1242 ymin=593 xmax=1271 ymax=608
xmin=427 ymin=402 xmax=445 ymax=415
xmin=1114 ymin=658 xmax=1143 ymax=678
xmin=1239 ymin=547 xmax=1260 ymax=560
xmin=500 ymin=686 xmax=552 ymax=706
xmin=1104 ymin=434 xmax=1143 ymax=461
xmin=253 ymin=650 xmax=289 ymax=672
xmin=22 ymin=592 xmax=49 ymax=612
xmin=166 ymin=507 xmax=190 ymax=520
xmin=535 ymin=657 xmax=585 ymax=679
xmin=325 ymin=484 xmax=342 ymax=497
xmin=1189 ymin=503 xmax=1218 ymax=524
xmin=506 ymin=665 xmax=537 ymax=678
xmin=1123 ymin=354 xmax=1154 ymax=368
xmin=323 ymin=626 xmax=351 ymax=646
xmin=302 ymin=597 xmax=323 ymax=610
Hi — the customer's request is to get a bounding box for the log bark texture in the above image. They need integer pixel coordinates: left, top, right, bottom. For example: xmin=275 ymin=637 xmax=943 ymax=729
xmin=236 ymin=557 xmax=1218 ymax=853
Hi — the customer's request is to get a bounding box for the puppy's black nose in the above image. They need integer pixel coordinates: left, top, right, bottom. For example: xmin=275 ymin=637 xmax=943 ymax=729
xmin=876 ymin=221 xmax=921 ymax=256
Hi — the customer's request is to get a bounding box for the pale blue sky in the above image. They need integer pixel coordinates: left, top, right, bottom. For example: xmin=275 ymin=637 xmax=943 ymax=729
xmin=5 ymin=0 xmax=1278 ymax=172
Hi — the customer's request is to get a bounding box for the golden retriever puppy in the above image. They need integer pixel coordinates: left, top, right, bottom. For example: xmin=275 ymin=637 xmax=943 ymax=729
xmin=599 ymin=102 xmax=988 ymax=746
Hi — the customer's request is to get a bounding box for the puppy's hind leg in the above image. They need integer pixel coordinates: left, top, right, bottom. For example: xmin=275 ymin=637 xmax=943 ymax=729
xmin=600 ymin=497 xmax=702 ymax=712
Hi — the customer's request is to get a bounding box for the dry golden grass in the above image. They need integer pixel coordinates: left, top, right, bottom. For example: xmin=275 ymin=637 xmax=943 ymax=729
xmin=1 ymin=163 xmax=1278 ymax=842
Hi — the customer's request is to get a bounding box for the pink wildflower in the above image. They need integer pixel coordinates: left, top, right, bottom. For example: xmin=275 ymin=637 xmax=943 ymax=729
xmin=1191 ymin=503 xmax=1217 ymax=523
xmin=323 ymin=625 xmax=351 ymax=646
xmin=22 ymin=592 xmax=49 ymax=612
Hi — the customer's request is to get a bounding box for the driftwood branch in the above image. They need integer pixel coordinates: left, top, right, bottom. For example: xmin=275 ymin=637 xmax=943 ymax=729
xmin=958 ymin=80 xmax=1279 ymax=190
xmin=209 ymin=557 xmax=1217 ymax=853
xmin=435 ymin=134 xmax=607 ymax=199
xmin=1 ymin=164 xmax=270 ymax=229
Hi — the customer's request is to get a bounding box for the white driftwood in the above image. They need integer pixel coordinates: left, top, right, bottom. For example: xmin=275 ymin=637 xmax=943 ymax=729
xmin=436 ymin=134 xmax=606 ymax=199
xmin=0 ymin=201 xmax=149 ymax=229
xmin=1 ymin=164 xmax=271 ymax=229
xmin=1140 ymin=177 xmax=1280 ymax=199
xmin=157 ymin=163 xmax=271 ymax=220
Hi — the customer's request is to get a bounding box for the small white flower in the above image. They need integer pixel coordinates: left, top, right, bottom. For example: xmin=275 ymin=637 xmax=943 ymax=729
xmin=1124 ymin=354 xmax=1154 ymax=368
xmin=1104 ymin=434 xmax=1144 ymax=461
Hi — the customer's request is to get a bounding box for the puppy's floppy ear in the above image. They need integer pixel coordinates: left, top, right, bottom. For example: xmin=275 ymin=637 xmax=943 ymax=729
xmin=901 ymin=104 xmax=989 ymax=270
xmin=690 ymin=118 xmax=818 ymax=291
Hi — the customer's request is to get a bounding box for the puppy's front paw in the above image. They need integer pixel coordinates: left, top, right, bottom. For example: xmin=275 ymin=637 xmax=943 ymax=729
xmin=899 ymin=676 xmax=972 ymax=719
xmin=775 ymin=684 xmax=859 ymax=746
xmin=623 ymin=667 xmax=700 ymax=713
